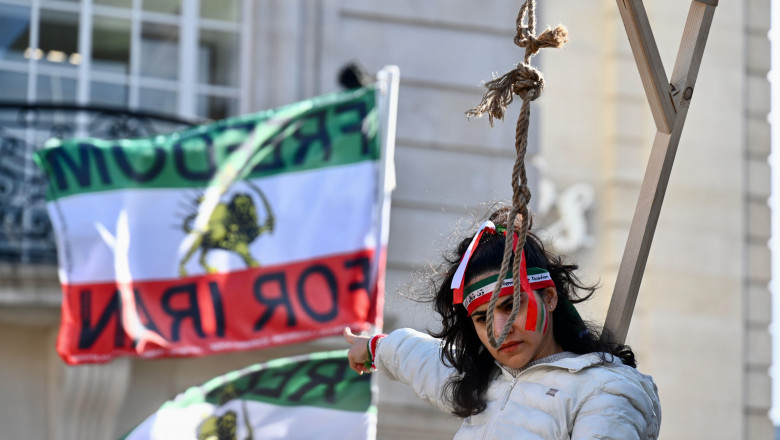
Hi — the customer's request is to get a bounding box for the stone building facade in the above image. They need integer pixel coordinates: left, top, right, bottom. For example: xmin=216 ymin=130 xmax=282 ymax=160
xmin=0 ymin=0 xmax=772 ymax=439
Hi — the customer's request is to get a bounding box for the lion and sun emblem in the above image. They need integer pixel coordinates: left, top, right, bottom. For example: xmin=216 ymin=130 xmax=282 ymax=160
xmin=177 ymin=182 xmax=274 ymax=277
xmin=196 ymin=385 xmax=254 ymax=440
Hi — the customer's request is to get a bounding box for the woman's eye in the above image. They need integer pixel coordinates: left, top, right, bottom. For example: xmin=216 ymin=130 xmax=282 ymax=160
xmin=474 ymin=316 xmax=486 ymax=324
xmin=500 ymin=299 xmax=517 ymax=311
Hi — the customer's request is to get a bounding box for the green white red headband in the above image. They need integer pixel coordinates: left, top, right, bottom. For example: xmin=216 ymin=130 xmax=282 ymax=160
xmin=451 ymin=221 xmax=556 ymax=319
xmin=462 ymin=268 xmax=555 ymax=315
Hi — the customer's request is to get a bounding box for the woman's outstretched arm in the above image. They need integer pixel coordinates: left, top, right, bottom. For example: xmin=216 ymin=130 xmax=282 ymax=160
xmin=344 ymin=327 xmax=458 ymax=412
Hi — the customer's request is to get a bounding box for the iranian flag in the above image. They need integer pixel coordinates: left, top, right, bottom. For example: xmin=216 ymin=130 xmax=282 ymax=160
xmin=34 ymin=70 xmax=398 ymax=365
xmin=121 ymin=350 xmax=375 ymax=440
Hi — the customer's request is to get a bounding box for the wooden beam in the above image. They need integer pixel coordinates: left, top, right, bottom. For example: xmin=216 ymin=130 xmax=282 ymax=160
xmin=616 ymin=0 xmax=677 ymax=133
xmin=669 ymin=2 xmax=717 ymax=109
xmin=605 ymin=1 xmax=716 ymax=344
xmin=606 ymin=128 xmax=675 ymax=344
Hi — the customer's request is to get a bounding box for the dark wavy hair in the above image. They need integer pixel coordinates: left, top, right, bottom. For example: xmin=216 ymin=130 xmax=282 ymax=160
xmin=428 ymin=207 xmax=636 ymax=418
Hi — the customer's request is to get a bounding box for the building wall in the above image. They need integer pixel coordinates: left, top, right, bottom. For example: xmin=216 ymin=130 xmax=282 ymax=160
xmin=0 ymin=0 xmax=772 ymax=439
xmin=743 ymin=0 xmax=773 ymax=438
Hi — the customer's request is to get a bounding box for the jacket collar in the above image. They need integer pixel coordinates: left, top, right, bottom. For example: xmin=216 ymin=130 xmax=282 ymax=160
xmin=496 ymin=352 xmax=611 ymax=379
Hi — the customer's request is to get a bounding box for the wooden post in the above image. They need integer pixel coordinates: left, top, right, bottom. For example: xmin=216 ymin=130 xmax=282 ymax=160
xmin=616 ymin=0 xmax=676 ymax=133
xmin=605 ymin=0 xmax=717 ymax=344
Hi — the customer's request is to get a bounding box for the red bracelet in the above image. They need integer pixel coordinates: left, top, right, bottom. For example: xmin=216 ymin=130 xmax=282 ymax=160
xmin=364 ymin=334 xmax=387 ymax=372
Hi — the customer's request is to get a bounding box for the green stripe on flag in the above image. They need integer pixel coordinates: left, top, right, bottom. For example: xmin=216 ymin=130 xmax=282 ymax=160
xmin=119 ymin=350 xmax=375 ymax=440
xmin=34 ymin=86 xmax=379 ymax=201
xmin=161 ymin=350 xmax=372 ymax=413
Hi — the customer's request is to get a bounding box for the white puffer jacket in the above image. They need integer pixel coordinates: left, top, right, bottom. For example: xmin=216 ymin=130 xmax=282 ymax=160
xmin=375 ymin=328 xmax=661 ymax=440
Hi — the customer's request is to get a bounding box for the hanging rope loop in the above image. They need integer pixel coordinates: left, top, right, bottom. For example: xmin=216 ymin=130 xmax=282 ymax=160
xmin=465 ymin=0 xmax=568 ymax=349
xmin=515 ymin=184 xmax=532 ymax=208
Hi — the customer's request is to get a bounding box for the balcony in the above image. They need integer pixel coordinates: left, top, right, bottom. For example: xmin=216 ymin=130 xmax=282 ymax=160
xmin=0 ymin=102 xmax=197 ymax=306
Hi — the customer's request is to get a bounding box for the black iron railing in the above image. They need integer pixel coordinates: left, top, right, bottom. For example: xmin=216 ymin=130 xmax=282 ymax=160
xmin=0 ymin=102 xmax=200 ymax=264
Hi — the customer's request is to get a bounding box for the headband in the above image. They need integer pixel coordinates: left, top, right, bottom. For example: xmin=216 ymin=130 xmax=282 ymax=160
xmin=462 ymin=268 xmax=555 ymax=315
xmin=450 ymin=221 xmax=556 ymax=317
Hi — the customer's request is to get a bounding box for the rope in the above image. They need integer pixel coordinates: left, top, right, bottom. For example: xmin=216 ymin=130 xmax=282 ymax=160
xmin=466 ymin=0 xmax=567 ymax=349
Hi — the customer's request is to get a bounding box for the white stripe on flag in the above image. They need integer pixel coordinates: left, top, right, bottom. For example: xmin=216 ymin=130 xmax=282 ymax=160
xmin=126 ymin=400 xmax=376 ymax=440
xmin=51 ymin=162 xmax=378 ymax=284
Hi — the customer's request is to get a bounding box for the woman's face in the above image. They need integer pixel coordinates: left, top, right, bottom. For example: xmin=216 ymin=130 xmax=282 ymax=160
xmin=468 ymin=271 xmax=562 ymax=369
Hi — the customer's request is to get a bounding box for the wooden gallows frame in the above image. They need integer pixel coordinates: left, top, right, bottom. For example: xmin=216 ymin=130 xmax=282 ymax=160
xmin=605 ymin=0 xmax=718 ymax=344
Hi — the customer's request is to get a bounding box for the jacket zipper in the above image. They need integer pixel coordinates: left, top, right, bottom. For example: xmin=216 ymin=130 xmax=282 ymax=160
xmin=481 ymin=377 xmax=518 ymax=440
xmin=479 ymin=360 xmax=583 ymax=439
xmin=500 ymin=378 xmax=518 ymax=410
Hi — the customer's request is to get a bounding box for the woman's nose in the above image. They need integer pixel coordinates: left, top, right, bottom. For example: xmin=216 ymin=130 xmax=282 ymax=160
xmin=492 ymin=309 xmax=513 ymax=339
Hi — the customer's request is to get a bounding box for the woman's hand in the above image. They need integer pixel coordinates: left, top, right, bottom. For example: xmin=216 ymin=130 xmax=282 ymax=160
xmin=343 ymin=327 xmax=371 ymax=375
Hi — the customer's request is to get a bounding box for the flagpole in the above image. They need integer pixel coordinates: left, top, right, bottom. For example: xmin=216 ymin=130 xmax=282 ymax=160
xmin=373 ymin=65 xmax=400 ymax=335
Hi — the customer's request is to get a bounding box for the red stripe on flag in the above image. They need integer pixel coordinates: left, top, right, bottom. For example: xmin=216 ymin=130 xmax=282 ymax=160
xmin=56 ymin=249 xmax=383 ymax=365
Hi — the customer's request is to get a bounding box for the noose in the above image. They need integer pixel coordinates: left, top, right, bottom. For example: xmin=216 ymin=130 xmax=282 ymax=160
xmin=466 ymin=0 xmax=567 ymax=349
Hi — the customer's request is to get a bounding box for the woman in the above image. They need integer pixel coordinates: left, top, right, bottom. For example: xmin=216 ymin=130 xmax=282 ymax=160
xmin=344 ymin=207 xmax=661 ymax=439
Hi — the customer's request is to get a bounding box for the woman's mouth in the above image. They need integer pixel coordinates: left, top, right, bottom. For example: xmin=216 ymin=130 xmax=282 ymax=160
xmin=499 ymin=341 xmax=521 ymax=352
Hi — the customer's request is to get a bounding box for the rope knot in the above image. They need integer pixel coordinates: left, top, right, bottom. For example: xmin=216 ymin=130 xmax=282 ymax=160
xmin=465 ymin=64 xmax=545 ymax=126
xmin=514 ymin=25 xmax=568 ymax=59
xmin=511 ymin=63 xmax=544 ymax=102
xmin=514 ymin=34 xmax=540 ymax=55
xmin=467 ymin=21 xmax=566 ymax=126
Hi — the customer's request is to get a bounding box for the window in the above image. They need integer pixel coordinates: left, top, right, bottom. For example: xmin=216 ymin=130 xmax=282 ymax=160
xmin=0 ymin=0 xmax=249 ymax=120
